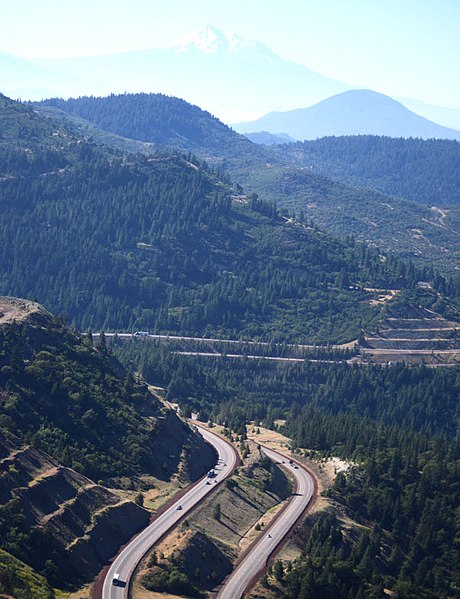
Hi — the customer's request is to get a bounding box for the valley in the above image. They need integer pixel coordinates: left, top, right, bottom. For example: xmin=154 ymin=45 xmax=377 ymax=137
xmin=0 ymin=83 xmax=459 ymax=599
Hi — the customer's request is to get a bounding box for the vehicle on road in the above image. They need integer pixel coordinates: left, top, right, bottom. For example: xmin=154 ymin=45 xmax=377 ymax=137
xmin=217 ymin=445 xmax=314 ymax=599
xmin=133 ymin=331 xmax=149 ymax=337
xmin=112 ymin=572 xmax=120 ymax=586
xmin=102 ymin=424 xmax=237 ymax=599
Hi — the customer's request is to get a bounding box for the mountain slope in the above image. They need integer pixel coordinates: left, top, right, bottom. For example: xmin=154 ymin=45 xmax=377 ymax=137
xmin=0 ymin=297 xmax=214 ymax=482
xmin=400 ymin=97 xmax=460 ymax=130
xmin=35 ymin=92 xmax=261 ymax=160
xmin=271 ymin=135 xmax=460 ymax=206
xmin=234 ymin=89 xmax=460 ymax=140
xmin=1 ymin=26 xmax=350 ymax=122
xmin=0 ymin=94 xmax=438 ymax=344
xmin=30 ymin=93 xmax=460 ymax=277
xmin=244 ymin=131 xmax=296 ymax=145
xmin=234 ymin=160 xmax=460 ymax=278
xmin=0 ymin=296 xmax=215 ymax=588
xmin=0 ymin=548 xmax=54 ymax=598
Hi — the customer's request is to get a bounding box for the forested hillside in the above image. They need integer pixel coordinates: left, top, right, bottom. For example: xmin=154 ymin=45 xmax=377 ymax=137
xmin=0 ymin=297 xmax=215 ymax=592
xmin=114 ymin=342 xmax=460 ymax=442
xmin=272 ymin=135 xmax=460 ymax=206
xmin=31 ymin=93 xmax=460 ymax=277
xmin=0 ymin=298 xmax=214 ymax=481
xmin=35 ymin=92 xmax=260 ymax=159
xmin=285 ymin=400 xmax=459 ymax=598
xmin=234 ymin=160 xmax=460 ymax=278
xmin=1 ymin=94 xmax=444 ymax=342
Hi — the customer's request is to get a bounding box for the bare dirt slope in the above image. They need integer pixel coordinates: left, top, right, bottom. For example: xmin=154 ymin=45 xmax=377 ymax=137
xmin=0 ymin=297 xmax=47 ymax=326
xmin=362 ymin=307 xmax=460 ymax=364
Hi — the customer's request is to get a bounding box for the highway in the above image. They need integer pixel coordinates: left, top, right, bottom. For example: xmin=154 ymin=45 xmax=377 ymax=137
xmin=218 ymin=446 xmax=315 ymax=599
xmin=101 ymin=426 xmax=237 ymax=599
xmin=361 ymin=347 xmax=460 ymax=355
xmin=174 ymin=351 xmax=343 ymax=364
xmin=93 ymin=332 xmax=460 ymax=361
xmin=93 ymin=331 xmax=347 ymax=351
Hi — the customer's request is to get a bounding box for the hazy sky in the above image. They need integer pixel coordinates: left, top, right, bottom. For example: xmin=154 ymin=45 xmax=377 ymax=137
xmin=1 ymin=0 xmax=459 ymax=108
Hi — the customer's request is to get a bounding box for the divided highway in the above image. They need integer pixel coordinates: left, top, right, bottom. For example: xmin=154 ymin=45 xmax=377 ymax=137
xmin=101 ymin=426 xmax=237 ymax=599
xmin=218 ymin=446 xmax=315 ymax=599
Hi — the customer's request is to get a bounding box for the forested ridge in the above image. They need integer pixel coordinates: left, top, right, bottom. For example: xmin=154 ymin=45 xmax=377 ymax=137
xmin=286 ymin=412 xmax=459 ymax=598
xmin=32 ymin=93 xmax=460 ymax=277
xmin=2 ymin=94 xmax=451 ymax=342
xmin=0 ymin=304 xmax=212 ymax=481
xmin=272 ymin=135 xmax=460 ymax=206
xmin=35 ymin=92 xmax=260 ymax=159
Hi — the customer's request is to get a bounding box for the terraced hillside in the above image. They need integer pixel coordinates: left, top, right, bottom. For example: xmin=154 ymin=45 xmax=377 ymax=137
xmin=362 ymin=308 xmax=460 ymax=364
xmin=0 ymin=296 xmax=216 ymax=591
xmin=0 ymin=439 xmax=150 ymax=584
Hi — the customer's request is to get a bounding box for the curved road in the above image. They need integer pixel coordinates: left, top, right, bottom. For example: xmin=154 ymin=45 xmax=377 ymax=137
xmin=218 ymin=446 xmax=314 ymax=599
xmin=102 ymin=426 xmax=237 ymax=599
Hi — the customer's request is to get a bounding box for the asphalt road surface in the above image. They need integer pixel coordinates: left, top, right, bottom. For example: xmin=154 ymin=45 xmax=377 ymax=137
xmin=93 ymin=331 xmax=330 ymax=351
xmin=218 ymin=446 xmax=314 ymax=599
xmin=101 ymin=426 xmax=236 ymax=599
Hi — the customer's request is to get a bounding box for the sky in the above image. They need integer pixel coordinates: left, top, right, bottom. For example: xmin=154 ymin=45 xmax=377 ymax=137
xmin=1 ymin=0 xmax=459 ymax=109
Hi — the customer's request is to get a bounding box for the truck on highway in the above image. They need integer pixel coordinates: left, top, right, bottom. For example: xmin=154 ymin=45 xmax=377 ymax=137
xmin=133 ymin=331 xmax=149 ymax=337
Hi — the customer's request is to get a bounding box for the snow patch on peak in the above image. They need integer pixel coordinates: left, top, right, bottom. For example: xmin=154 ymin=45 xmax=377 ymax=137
xmin=175 ymin=25 xmax=255 ymax=54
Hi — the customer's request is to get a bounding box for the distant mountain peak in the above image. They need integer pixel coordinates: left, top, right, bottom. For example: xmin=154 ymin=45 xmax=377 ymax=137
xmin=234 ymin=88 xmax=460 ymax=141
xmin=175 ymin=25 xmax=257 ymax=55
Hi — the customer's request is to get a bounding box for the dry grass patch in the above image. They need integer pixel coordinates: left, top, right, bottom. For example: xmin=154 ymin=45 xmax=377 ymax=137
xmin=247 ymin=425 xmax=291 ymax=454
xmin=108 ymin=475 xmax=184 ymax=511
xmin=57 ymin=584 xmax=91 ymax=598
xmin=131 ymin=581 xmax=180 ymax=599
xmin=238 ymin=501 xmax=286 ymax=553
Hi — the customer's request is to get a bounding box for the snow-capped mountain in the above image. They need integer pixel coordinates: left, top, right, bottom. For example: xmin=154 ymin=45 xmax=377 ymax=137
xmin=0 ymin=26 xmax=350 ymax=121
xmin=175 ymin=25 xmax=254 ymax=54
xmin=2 ymin=25 xmax=455 ymax=127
